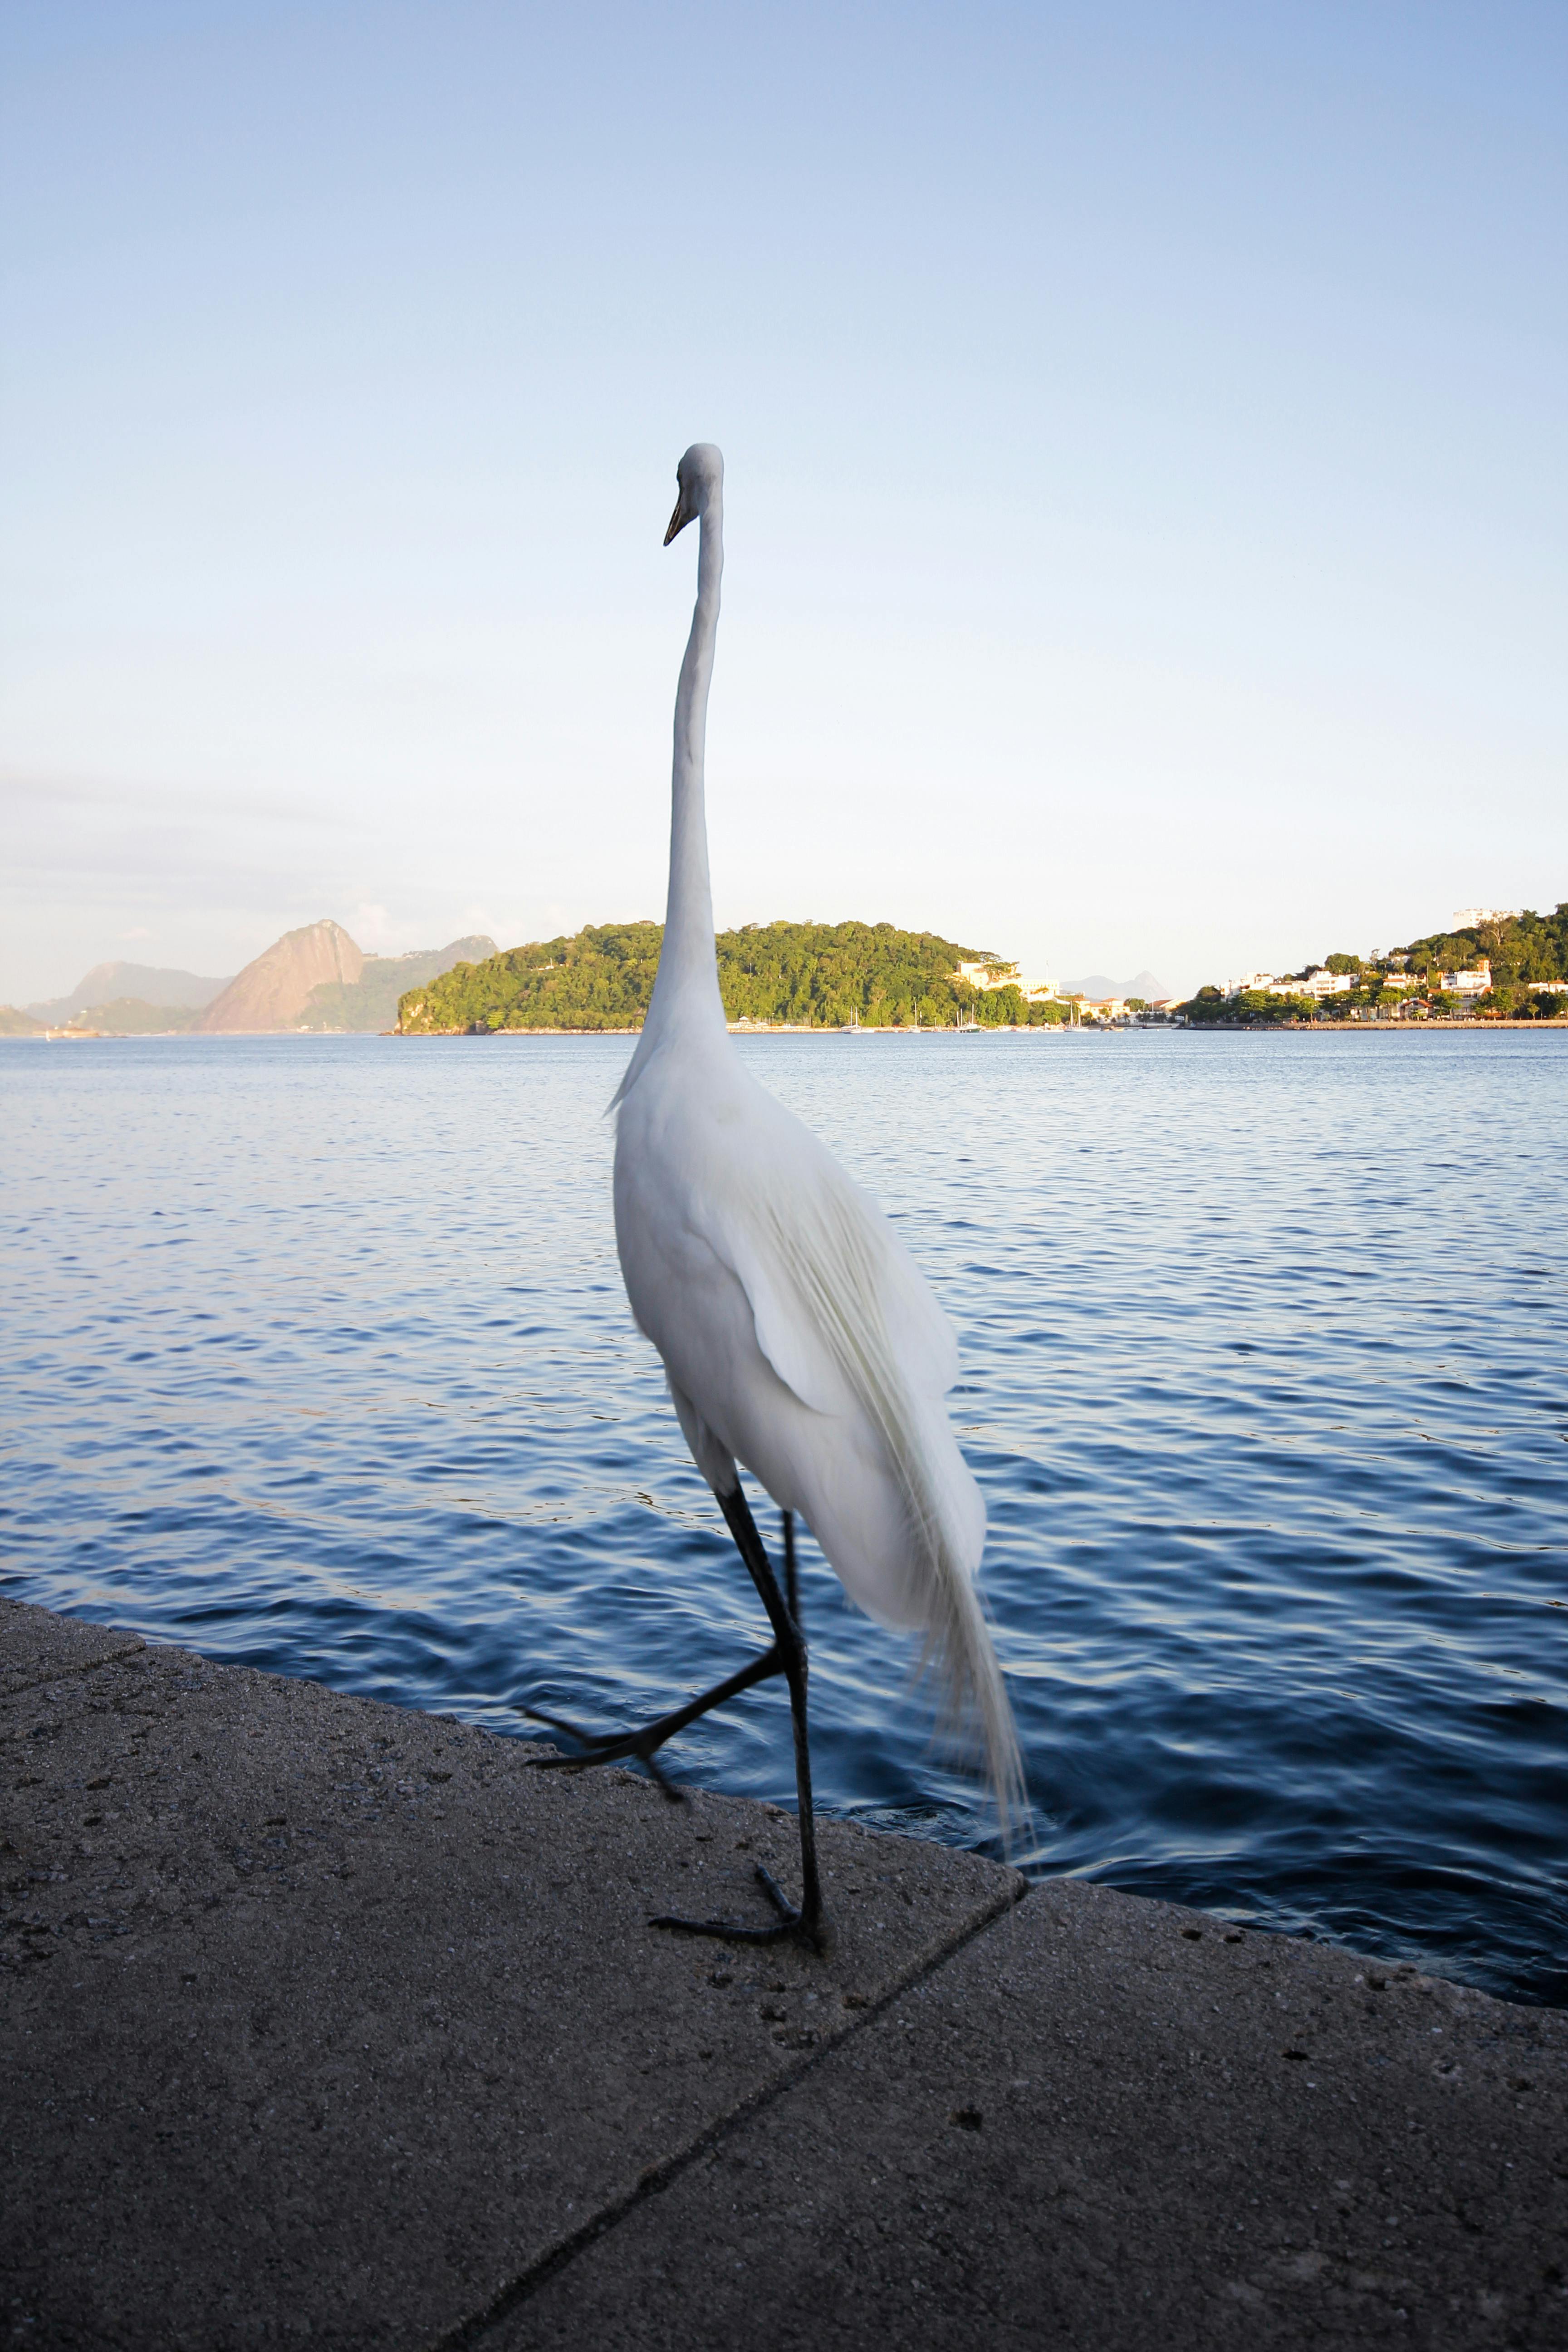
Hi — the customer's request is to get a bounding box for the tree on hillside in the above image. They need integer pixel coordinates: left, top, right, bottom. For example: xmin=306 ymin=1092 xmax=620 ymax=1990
xmin=1179 ymin=985 xmax=1307 ymax=1026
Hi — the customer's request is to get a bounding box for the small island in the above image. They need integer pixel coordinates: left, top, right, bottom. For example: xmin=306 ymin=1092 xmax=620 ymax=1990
xmin=395 ymin=920 xmax=1076 ymax=1034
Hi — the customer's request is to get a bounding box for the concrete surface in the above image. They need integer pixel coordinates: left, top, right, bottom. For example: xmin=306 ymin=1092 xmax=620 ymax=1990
xmin=0 ymin=1608 xmax=142 ymax=1702
xmin=510 ymin=1880 xmax=1567 ymax=2352
xmin=2 ymin=1596 xmax=1563 ymax=2350
xmin=0 ymin=1601 xmax=1017 ymax=2348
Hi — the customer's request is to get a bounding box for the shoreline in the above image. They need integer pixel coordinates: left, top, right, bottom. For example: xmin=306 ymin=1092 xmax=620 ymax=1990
xmin=391 ymin=1016 xmax=1568 ymax=1038
xmin=1169 ymin=1016 xmax=1568 ymax=1034
xmin=5 ymin=1593 xmax=1563 ymax=2347
xmin=6 ymin=1017 xmax=1567 ymax=1043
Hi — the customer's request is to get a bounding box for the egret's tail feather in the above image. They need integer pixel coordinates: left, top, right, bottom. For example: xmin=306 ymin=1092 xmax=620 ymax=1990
xmin=767 ymin=1193 xmax=1026 ymax=1848
xmin=887 ymin=1393 xmax=1026 ymax=1853
xmin=911 ymin=1514 xmax=1027 ymax=1855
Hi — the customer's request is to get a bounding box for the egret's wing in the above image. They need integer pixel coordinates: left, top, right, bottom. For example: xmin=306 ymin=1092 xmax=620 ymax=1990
xmin=720 ymin=1154 xmax=960 ymax=1421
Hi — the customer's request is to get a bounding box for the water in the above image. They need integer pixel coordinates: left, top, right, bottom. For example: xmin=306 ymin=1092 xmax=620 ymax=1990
xmin=2 ymin=1028 xmax=1564 ymax=2003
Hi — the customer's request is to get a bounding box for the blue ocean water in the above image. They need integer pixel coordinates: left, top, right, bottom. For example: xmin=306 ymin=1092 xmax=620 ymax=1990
xmin=1 ymin=1029 xmax=1563 ymax=2002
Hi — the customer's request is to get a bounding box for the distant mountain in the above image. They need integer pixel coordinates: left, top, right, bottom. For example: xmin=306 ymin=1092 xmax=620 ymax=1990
xmin=17 ymin=927 xmax=503 ymax=1037
xmin=7 ymin=990 xmax=197 ymax=1036
xmin=27 ymin=960 xmax=233 ymax=1020
xmin=66 ymin=998 xmax=202 ymax=1034
xmin=1063 ymin=969 xmax=1166 ymax=1001
xmin=194 ymin=920 xmax=364 ymax=1033
xmin=296 ymin=936 xmax=499 ymax=1032
xmin=183 ymin=920 xmax=502 ymax=1034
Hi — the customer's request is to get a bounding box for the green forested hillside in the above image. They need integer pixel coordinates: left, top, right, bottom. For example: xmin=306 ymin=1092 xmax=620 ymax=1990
xmin=1178 ymin=901 xmax=1568 ymax=1023
xmin=397 ymin=920 xmax=1062 ymax=1032
xmin=1396 ymin=906 xmax=1568 ymax=995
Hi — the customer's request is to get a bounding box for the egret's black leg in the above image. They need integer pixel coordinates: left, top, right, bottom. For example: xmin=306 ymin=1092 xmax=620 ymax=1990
xmin=651 ymin=1494 xmax=827 ymax=1951
xmin=783 ymin=1508 xmax=799 ymax=1627
xmin=520 ymin=1638 xmax=788 ymax=1800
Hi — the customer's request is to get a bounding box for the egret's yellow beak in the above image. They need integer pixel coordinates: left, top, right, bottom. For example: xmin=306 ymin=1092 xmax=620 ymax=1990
xmin=664 ymin=499 xmax=692 ymax=545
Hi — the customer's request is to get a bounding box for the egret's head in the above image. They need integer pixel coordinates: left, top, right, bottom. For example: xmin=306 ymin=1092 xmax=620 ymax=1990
xmin=664 ymin=443 xmax=723 ymax=544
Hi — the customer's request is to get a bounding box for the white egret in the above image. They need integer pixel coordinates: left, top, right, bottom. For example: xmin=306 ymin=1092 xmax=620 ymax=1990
xmin=528 ymin=445 xmax=1021 ymax=1946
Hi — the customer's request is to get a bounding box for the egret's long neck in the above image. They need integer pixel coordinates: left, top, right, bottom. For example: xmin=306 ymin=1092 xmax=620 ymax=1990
xmin=648 ymin=490 xmax=728 ymax=1042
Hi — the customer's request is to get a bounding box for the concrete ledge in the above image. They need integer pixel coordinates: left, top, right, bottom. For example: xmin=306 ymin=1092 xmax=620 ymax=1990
xmin=514 ymin=1880 xmax=1567 ymax=2349
xmin=0 ymin=1601 xmax=144 ymax=1700
xmin=0 ymin=1599 xmax=1017 ymax=2348
xmin=3 ymin=1597 xmax=1563 ymax=2350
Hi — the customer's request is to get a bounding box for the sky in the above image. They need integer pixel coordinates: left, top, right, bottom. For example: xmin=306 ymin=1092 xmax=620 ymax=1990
xmin=2 ymin=0 xmax=1564 ymax=1003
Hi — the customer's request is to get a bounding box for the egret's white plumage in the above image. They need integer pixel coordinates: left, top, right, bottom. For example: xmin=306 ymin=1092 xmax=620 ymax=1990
xmin=613 ymin=444 xmax=1022 ymax=1833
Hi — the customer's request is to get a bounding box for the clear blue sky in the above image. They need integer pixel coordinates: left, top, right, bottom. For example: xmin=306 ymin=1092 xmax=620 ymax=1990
xmin=3 ymin=0 xmax=1563 ymax=1000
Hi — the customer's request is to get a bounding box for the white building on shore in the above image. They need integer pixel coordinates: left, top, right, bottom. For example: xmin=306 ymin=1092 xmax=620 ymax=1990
xmin=1222 ymin=970 xmax=1356 ymax=1001
xmin=1437 ymin=961 xmax=1491 ymax=997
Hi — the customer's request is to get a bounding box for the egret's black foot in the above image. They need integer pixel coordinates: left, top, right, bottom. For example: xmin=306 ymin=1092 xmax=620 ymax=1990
xmin=520 ymin=1705 xmax=685 ymax=1801
xmin=519 ymin=1639 xmax=789 ymax=1804
xmin=651 ymin=1862 xmax=828 ymax=1952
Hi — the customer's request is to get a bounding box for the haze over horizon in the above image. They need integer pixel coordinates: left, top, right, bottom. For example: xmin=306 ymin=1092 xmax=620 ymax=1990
xmin=3 ymin=2 xmax=1563 ymax=1006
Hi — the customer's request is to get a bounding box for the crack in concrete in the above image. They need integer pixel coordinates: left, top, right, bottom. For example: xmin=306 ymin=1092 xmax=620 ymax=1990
xmin=428 ymin=1873 xmax=1029 ymax=2351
